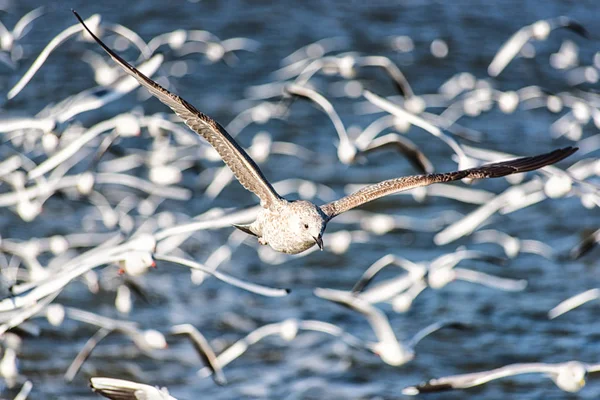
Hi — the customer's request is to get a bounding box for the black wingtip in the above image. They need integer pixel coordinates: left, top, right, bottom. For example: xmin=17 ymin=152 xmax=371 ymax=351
xmin=411 ymin=382 xmax=455 ymax=393
xmin=214 ymin=376 xmax=228 ymax=386
xmin=445 ymin=321 xmax=472 ymax=331
xmin=565 ymin=20 xmax=590 ymax=39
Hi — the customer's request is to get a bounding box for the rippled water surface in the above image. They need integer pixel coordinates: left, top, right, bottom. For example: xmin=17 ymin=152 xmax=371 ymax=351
xmin=1 ymin=1 xmax=599 ymax=399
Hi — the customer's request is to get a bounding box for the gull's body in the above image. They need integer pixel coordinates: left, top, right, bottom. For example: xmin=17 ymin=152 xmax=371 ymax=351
xmin=74 ymin=11 xmax=578 ymax=255
xmin=402 ymin=361 xmax=599 ymax=395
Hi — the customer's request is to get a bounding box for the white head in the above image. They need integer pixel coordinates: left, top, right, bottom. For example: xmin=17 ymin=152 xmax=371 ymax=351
xmin=554 ymin=361 xmax=587 ymax=392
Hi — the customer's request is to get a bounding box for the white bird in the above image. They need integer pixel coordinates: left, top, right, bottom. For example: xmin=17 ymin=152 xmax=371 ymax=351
xmin=64 ymin=308 xmax=167 ymax=381
xmin=198 ymin=318 xmax=366 ymax=378
xmin=175 ymin=31 xmax=260 ymax=65
xmin=0 ymin=333 xmax=21 ymax=389
xmin=488 ymin=17 xmax=588 ymax=77
xmin=280 ymin=37 xmax=347 ymax=68
xmin=403 ymin=361 xmax=599 ymax=395
xmin=362 ymin=90 xmax=474 ymax=170
xmin=170 ymin=324 xmax=226 ymax=385
xmin=90 ymin=377 xmax=177 ymax=400
xmin=285 ymin=84 xmax=433 ymax=172
xmin=472 ymin=229 xmax=554 ymax=259
xmin=0 ymin=7 xmax=45 ymax=61
xmin=352 ymin=249 xmax=520 ymax=311
xmin=314 ymin=287 xmax=464 ymax=366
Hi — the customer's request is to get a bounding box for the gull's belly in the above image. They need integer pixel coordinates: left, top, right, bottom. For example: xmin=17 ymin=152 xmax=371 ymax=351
xmin=261 ymin=223 xmax=315 ymax=254
xmin=256 ymin=210 xmax=314 ymax=254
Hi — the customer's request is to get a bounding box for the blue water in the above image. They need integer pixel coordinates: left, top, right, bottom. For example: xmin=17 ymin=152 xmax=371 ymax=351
xmin=1 ymin=1 xmax=599 ymax=399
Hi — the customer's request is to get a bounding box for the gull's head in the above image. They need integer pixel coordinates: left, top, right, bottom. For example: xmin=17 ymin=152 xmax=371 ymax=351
xmin=289 ymin=200 xmax=327 ymax=250
xmin=555 ymin=362 xmax=587 ymax=392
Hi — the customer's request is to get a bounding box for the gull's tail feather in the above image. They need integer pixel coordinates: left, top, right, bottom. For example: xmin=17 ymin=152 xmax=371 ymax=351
xmin=233 ymin=223 xmax=258 ymax=237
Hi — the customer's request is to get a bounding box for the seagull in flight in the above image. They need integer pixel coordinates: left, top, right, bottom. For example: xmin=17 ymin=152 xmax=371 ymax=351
xmin=73 ymin=11 xmax=578 ymax=255
xmin=402 ymin=361 xmax=599 ymax=395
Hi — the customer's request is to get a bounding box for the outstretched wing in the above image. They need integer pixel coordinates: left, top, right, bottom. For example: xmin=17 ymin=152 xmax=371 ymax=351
xmin=321 ymin=147 xmax=577 ymax=219
xmin=73 ymin=11 xmax=283 ymax=210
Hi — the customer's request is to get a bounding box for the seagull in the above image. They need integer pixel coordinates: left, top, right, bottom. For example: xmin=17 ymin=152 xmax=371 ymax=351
xmin=73 ymin=11 xmax=578 ymax=255
xmin=402 ymin=361 xmax=600 ymax=395
xmin=472 ymin=229 xmax=554 ymax=259
xmin=0 ymin=7 xmax=45 ymax=61
xmin=63 ymin=307 xmax=168 ymax=381
xmin=90 ymin=377 xmax=177 ymax=400
xmin=314 ymin=288 xmax=465 ymax=366
xmin=169 ymin=324 xmax=226 ymax=385
xmin=285 ymin=84 xmax=433 ymax=172
xmin=488 ymin=17 xmax=588 ymax=77
xmin=197 ymin=318 xmax=367 ymax=378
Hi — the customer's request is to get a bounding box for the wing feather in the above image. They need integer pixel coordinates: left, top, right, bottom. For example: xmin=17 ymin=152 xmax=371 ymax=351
xmin=321 ymin=147 xmax=577 ymax=218
xmin=73 ymin=11 xmax=283 ymax=209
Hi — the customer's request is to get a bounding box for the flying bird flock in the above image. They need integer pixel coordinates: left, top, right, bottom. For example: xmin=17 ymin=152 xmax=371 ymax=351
xmin=0 ymin=3 xmax=598 ymax=399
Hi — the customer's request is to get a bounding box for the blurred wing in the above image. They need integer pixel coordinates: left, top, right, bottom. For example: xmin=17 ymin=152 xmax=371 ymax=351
xmin=171 ymin=324 xmax=227 ymax=385
xmin=321 ymin=147 xmax=577 ymax=219
xmin=90 ymin=377 xmax=176 ymax=400
xmin=404 ymin=363 xmax=559 ymax=394
xmin=73 ymin=11 xmax=283 ymax=210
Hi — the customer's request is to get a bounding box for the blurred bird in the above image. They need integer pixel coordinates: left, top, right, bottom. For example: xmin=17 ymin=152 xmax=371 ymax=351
xmin=403 ymin=361 xmax=599 ymax=395
xmin=488 ymin=16 xmax=588 ymax=77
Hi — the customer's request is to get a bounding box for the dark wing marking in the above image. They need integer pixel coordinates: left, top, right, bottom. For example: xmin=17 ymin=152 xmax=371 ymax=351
xmin=171 ymin=324 xmax=227 ymax=385
xmin=359 ymin=133 xmax=434 ymax=174
xmin=569 ymin=228 xmax=600 ymax=259
xmin=73 ymin=11 xmax=283 ymax=210
xmin=321 ymin=147 xmax=577 ymax=219
xmin=233 ymin=223 xmax=258 ymax=237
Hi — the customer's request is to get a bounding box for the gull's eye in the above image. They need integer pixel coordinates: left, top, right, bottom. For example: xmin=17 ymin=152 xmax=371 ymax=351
xmin=303 ymin=223 xmax=309 ymax=229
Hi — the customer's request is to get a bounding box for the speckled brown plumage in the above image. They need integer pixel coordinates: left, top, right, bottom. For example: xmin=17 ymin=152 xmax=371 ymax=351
xmin=319 ymin=147 xmax=577 ymax=218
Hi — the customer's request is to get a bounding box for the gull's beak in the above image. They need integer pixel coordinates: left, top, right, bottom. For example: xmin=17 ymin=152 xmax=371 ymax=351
xmin=313 ymin=234 xmax=324 ymax=251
